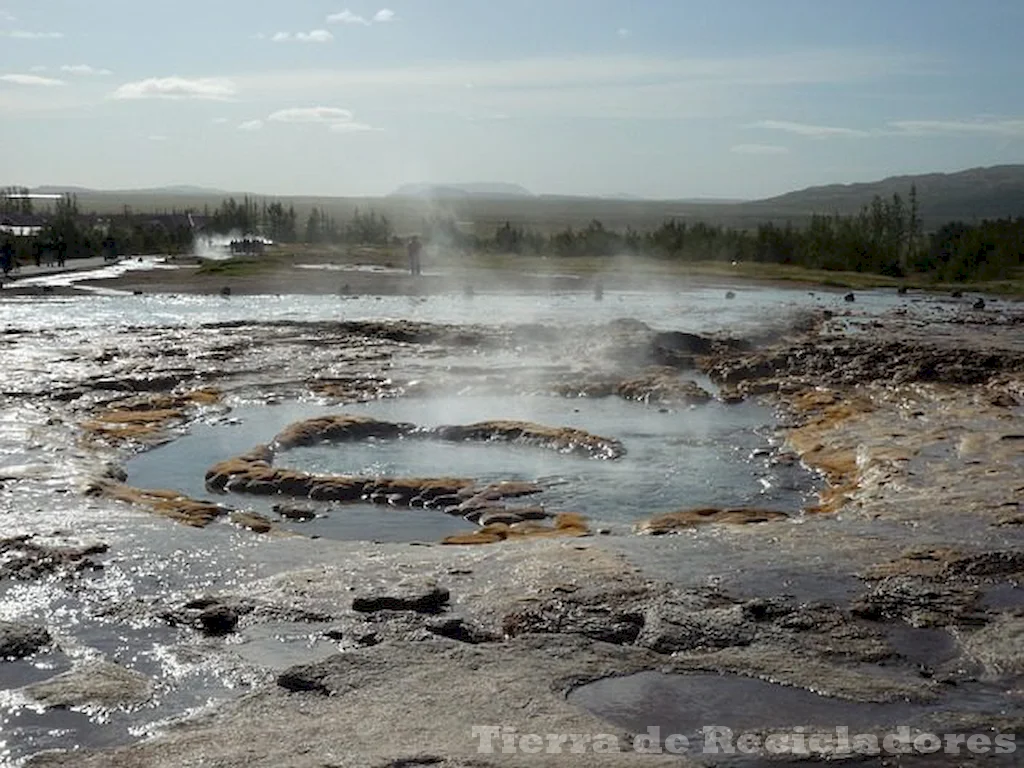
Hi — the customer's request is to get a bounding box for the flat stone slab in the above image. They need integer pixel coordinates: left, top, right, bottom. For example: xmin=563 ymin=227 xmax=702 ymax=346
xmin=24 ymin=660 xmax=153 ymax=709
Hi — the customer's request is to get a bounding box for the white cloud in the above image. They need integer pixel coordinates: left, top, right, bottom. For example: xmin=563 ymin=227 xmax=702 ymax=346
xmin=239 ymin=51 xmax=925 ymax=97
xmin=272 ymin=29 xmax=334 ymax=43
xmin=617 ymin=28 xmax=631 ymax=38
xmin=754 ymin=119 xmax=870 ymax=138
xmin=327 ymin=9 xmax=369 ymax=25
xmin=29 ymin=65 xmax=47 ymax=72
xmin=731 ymin=143 xmax=790 ymax=155
xmin=61 ymin=64 xmax=112 ymax=76
xmin=0 ymin=9 xmax=16 ymax=22
xmin=268 ymin=106 xmax=355 ymax=123
xmin=329 ymin=120 xmax=375 ymax=133
xmin=299 ymin=29 xmax=333 ymax=42
xmin=111 ymin=76 xmax=237 ymax=101
xmin=266 ymin=106 xmax=375 ymax=133
xmin=4 ymin=30 xmax=63 ymax=39
xmin=888 ymin=118 xmax=1024 ymax=138
xmin=373 ymin=9 xmax=396 ymax=22
xmin=238 ymin=119 xmax=264 ymax=131
xmin=212 ymin=117 xmax=229 ymax=124
xmin=0 ymin=73 xmax=65 ymax=87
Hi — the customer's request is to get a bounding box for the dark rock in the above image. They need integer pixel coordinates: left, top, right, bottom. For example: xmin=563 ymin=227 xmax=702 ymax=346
xmin=197 ymin=604 xmax=240 ymax=635
xmin=0 ymin=535 xmax=107 ymax=581
xmin=638 ymin=601 xmax=755 ymax=653
xmin=844 ymin=292 xmax=855 ymax=302
xmin=942 ymin=550 xmax=1024 ymax=579
xmin=229 ymin=511 xmax=274 ymax=533
xmin=652 ymin=331 xmax=714 ymax=356
xmin=352 ymin=584 xmax=450 ymax=614
xmin=425 ymin=618 xmax=497 ymax=644
xmin=477 ymin=510 xmax=526 ymax=526
xmin=0 ymin=620 xmax=50 ymax=659
xmin=272 ymin=503 xmax=317 ymax=521
xmin=424 ymin=494 xmax=461 ymax=510
xmin=501 ymin=586 xmax=647 ymax=644
xmin=704 ymin=337 xmax=1024 ymax=387
xmin=851 ymin=576 xmax=981 ymax=627
xmin=725 ymin=291 xmax=736 ymax=299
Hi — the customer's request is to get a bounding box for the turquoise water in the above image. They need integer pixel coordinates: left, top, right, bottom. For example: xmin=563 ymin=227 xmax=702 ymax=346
xmin=127 ymin=394 xmax=816 ymax=542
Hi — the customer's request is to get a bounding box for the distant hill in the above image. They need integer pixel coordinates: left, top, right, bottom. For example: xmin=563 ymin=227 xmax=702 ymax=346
xmin=22 ymin=165 xmax=1024 ymax=230
xmin=746 ymin=165 xmax=1024 ymax=224
xmin=388 ymin=182 xmax=533 ymax=199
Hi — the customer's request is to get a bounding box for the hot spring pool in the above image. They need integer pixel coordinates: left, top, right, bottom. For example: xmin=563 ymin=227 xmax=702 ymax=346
xmin=127 ymin=394 xmax=818 ymax=542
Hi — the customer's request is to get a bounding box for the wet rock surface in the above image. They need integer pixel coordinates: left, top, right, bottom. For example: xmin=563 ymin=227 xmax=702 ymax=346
xmin=2 ymin=300 xmax=1024 ymax=765
xmin=86 ymin=481 xmax=232 ymax=527
xmin=0 ymin=535 xmax=108 ymax=581
xmin=0 ymin=620 xmax=51 ymax=659
xmin=635 ymin=506 xmax=788 ymax=534
xmin=23 ymin=661 xmax=153 ymax=709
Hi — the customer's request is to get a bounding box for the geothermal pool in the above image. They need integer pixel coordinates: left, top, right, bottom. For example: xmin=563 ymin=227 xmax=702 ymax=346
xmin=0 ymin=281 xmax=1016 ymax=766
xmin=127 ymin=394 xmax=816 ymax=542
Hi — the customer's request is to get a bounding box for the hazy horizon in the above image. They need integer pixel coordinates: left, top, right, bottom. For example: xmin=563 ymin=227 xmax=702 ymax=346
xmin=2 ymin=0 xmax=1023 ymax=199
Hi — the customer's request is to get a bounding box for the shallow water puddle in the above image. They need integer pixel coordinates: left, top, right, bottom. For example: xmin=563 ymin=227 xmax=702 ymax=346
xmin=568 ymin=670 xmax=1021 ymax=757
xmin=569 ymin=672 xmax=925 ymax=737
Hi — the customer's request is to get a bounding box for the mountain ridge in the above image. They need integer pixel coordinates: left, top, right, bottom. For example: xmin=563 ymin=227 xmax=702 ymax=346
xmin=23 ymin=165 xmax=1024 ymax=224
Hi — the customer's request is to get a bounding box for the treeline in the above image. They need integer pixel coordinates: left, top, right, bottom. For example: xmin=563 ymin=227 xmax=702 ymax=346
xmin=3 ymin=188 xmax=1021 ymax=283
xmin=1 ymin=195 xmax=195 ymax=264
xmin=302 ymin=207 xmax=393 ymax=245
xmin=199 ymin=199 xmax=396 ymax=246
xmin=454 ymin=187 xmax=1021 ymax=282
xmin=0 ymin=187 xmax=34 ymax=215
xmin=204 ymin=197 xmax=298 ymax=243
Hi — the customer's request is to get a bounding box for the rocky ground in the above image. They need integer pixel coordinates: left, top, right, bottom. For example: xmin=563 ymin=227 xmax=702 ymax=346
xmin=1 ymin=294 xmax=1023 ymax=766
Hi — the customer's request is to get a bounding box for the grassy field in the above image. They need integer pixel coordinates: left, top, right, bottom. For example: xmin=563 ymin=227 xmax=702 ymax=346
xmin=195 ymin=244 xmax=1024 ymax=296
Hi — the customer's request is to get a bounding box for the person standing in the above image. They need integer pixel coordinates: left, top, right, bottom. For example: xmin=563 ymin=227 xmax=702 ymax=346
xmin=407 ymin=235 xmax=423 ymax=276
xmin=0 ymin=241 xmax=13 ymax=276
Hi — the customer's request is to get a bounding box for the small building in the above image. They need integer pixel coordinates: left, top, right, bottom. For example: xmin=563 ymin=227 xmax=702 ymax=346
xmin=0 ymin=213 xmax=45 ymax=238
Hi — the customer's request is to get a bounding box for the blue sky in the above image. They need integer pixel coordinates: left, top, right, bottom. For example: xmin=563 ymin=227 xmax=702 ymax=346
xmin=1 ymin=0 xmax=1022 ymax=199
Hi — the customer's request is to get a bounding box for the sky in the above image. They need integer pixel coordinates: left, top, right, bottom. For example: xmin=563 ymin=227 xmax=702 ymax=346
xmin=1 ymin=0 xmax=1023 ymax=199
